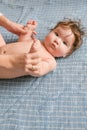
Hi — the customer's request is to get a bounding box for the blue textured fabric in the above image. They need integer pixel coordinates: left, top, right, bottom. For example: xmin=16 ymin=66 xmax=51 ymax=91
xmin=0 ymin=0 xmax=87 ymax=130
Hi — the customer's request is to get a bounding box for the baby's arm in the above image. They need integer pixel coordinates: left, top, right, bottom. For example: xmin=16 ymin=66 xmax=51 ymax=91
xmin=27 ymin=58 xmax=57 ymax=77
xmin=38 ymin=58 xmax=57 ymax=76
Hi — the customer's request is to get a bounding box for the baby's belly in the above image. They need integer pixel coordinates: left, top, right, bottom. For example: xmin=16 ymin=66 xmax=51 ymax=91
xmin=0 ymin=42 xmax=32 ymax=54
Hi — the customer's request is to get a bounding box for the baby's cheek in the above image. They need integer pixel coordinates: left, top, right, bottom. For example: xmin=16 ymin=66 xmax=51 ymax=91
xmin=45 ymin=35 xmax=52 ymax=42
xmin=61 ymin=45 xmax=69 ymax=55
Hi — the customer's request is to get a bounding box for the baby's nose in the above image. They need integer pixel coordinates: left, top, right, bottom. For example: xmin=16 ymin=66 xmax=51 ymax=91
xmin=51 ymin=40 xmax=58 ymax=49
xmin=54 ymin=40 xmax=58 ymax=45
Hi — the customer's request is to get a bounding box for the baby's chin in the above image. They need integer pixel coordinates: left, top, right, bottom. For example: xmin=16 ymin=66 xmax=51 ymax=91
xmin=48 ymin=50 xmax=64 ymax=57
xmin=46 ymin=47 xmax=56 ymax=57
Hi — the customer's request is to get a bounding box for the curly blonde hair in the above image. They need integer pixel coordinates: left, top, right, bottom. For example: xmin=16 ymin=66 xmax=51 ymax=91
xmin=52 ymin=19 xmax=85 ymax=57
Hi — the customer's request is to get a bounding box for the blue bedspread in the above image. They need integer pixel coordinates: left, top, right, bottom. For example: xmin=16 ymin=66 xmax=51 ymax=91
xmin=0 ymin=0 xmax=87 ymax=129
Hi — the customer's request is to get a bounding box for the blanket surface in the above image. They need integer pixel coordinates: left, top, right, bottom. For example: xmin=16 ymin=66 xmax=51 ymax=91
xmin=0 ymin=0 xmax=87 ymax=130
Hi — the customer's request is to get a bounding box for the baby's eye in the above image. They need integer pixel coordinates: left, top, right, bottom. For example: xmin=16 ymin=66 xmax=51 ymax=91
xmin=55 ymin=32 xmax=59 ymax=36
xmin=63 ymin=42 xmax=67 ymax=46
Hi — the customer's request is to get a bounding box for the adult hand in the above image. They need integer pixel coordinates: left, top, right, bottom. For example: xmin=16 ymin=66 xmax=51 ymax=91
xmin=11 ymin=52 xmax=41 ymax=73
xmin=0 ymin=14 xmax=26 ymax=35
xmin=0 ymin=52 xmax=41 ymax=79
xmin=6 ymin=21 xmax=26 ymax=35
xmin=7 ymin=19 xmax=38 ymax=36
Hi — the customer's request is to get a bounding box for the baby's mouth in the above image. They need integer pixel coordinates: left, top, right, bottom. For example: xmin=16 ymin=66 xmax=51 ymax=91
xmin=51 ymin=43 xmax=55 ymax=50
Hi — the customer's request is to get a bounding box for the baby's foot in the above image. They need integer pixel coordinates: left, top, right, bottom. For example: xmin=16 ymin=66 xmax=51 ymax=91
xmin=25 ymin=20 xmax=38 ymax=31
xmin=18 ymin=20 xmax=37 ymax=42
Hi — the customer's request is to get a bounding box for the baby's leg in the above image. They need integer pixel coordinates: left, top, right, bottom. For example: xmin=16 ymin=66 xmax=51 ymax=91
xmin=0 ymin=34 xmax=6 ymax=47
xmin=0 ymin=40 xmax=34 ymax=55
xmin=18 ymin=29 xmax=33 ymax=42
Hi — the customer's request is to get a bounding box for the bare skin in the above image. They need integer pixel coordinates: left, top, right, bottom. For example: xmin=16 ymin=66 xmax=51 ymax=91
xmin=0 ymin=19 xmax=75 ymax=78
xmin=0 ymin=20 xmax=56 ymax=77
xmin=0 ymin=17 xmax=42 ymax=79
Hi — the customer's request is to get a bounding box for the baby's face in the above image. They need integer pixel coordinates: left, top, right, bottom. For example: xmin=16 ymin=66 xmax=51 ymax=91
xmin=44 ymin=26 xmax=75 ymax=57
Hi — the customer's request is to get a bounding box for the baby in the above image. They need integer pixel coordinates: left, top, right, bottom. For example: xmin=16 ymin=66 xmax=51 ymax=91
xmin=0 ymin=19 xmax=84 ymax=77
